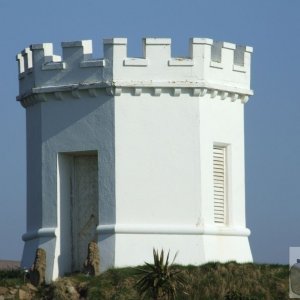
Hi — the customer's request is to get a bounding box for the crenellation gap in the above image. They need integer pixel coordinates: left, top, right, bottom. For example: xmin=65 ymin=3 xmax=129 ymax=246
xmin=171 ymin=38 xmax=190 ymax=60
xmin=211 ymin=41 xmax=222 ymax=63
xmin=234 ymin=45 xmax=246 ymax=66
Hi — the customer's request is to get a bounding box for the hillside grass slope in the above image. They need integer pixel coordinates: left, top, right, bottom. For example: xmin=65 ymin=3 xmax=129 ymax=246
xmin=0 ymin=262 xmax=289 ymax=299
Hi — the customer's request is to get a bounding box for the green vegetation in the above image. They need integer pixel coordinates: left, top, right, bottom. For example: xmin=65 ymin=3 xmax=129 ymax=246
xmin=135 ymin=249 xmax=187 ymax=299
xmin=0 ymin=262 xmax=290 ymax=299
xmin=174 ymin=262 xmax=289 ymax=299
xmin=0 ymin=268 xmax=25 ymax=286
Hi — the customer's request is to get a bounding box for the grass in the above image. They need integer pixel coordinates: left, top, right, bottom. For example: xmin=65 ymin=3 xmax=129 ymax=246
xmin=0 ymin=268 xmax=25 ymax=287
xmin=0 ymin=262 xmax=290 ymax=299
xmin=174 ymin=262 xmax=289 ymax=299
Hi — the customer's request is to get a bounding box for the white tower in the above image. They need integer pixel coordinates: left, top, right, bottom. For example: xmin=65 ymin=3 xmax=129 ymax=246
xmin=17 ymin=37 xmax=253 ymax=282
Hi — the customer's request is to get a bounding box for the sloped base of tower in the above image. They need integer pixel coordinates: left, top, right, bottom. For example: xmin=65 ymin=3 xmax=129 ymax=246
xmin=21 ymin=226 xmax=252 ymax=283
xmin=100 ymin=231 xmax=252 ymax=272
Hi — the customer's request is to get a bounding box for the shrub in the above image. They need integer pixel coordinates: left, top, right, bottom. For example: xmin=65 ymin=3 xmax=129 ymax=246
xmin=0 ymin=269 xmax=26 ymax=286
xmin=135 ymin=249 xmax=187 ymax=300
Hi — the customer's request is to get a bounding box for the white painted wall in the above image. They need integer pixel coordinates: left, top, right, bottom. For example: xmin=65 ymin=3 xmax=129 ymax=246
xmin=115 ymin=94 xmax=201 ymax=226
xmin=21 ymin=91 xmax=116 ymax=280
xmin=111 ymin=92 xmax=251 ymax=267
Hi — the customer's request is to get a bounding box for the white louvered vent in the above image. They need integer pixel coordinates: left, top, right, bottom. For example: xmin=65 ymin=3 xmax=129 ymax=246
xmin=213 ymin=146 xmax=226 ymax=224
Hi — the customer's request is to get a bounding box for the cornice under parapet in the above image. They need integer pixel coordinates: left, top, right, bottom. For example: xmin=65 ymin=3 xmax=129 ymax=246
xmin=17 ymin=80 xmax=253 ymax=108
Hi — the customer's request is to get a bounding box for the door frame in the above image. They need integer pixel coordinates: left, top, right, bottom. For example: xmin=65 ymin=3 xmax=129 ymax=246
xmin=57 ymin=151 xmax=99 ymax=275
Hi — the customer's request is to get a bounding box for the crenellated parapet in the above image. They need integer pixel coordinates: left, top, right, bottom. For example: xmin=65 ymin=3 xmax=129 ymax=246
xmin=16 ymin=38 xmax=253 ymax=106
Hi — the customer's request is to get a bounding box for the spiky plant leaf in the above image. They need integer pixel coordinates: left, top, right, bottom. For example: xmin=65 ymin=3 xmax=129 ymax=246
xmin=135 ymin=249 xmax=188 ymax=299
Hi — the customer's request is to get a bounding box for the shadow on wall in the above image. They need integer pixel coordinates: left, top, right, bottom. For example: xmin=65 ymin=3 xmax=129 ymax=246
xmin=39 ymin=91 xmax=113 ymax=142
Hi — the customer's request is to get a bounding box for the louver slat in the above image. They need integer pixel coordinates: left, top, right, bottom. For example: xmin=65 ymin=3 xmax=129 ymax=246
xmin=213 ymin=146 xmax=226 ymax=224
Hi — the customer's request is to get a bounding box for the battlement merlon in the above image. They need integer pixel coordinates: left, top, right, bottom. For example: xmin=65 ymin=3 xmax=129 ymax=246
xmin=16 ymin=38 xmax=253 ymax=102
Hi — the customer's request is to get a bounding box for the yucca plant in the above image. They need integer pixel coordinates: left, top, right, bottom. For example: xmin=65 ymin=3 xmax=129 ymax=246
xmin=135 ymin=249 xmax=187 ymax=300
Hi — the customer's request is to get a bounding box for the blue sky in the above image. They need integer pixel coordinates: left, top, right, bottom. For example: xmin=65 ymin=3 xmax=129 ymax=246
xmin=0 ymin=0 xmax=299 ymax=264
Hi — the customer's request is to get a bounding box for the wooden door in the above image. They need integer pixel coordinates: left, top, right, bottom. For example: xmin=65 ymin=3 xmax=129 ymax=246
xmin=72 ymin=155 xmax=98 ymax=271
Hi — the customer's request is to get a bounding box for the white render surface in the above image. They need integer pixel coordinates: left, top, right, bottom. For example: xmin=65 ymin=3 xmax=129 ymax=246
xmin=17 ymin=37 xmax=253 ymax=282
